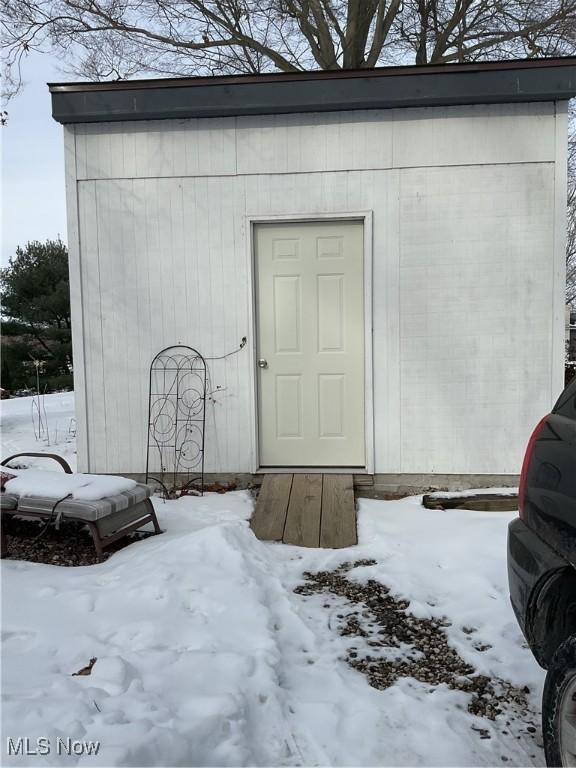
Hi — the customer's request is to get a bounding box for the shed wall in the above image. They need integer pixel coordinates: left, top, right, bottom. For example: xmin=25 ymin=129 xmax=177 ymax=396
xmin=65 ymin=102 xmax=567 ymax=475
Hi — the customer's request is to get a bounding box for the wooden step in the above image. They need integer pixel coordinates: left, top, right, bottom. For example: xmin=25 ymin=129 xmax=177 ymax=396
xmin=320 ymin=474 xmax=357 ymax=548
xmin=284 ymin=474 xmax=322 ymax=547
xmin=250 ymin=474 xmax=292 ymax=541
xmin=251 ymin=473 xmax=357 ymax=549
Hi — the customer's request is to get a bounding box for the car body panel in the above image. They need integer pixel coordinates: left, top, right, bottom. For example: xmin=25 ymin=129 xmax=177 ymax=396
xmin=523 ymin=408 xmax=576 ymax=566
xmin=508 ymin=518 xmax=571 ymax=666
xmin=508 ymin=376 xmax=576 ymax=669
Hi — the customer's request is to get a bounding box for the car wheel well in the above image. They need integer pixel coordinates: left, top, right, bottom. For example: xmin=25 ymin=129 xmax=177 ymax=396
xmin=529 ymin=566 xmax=576 ymax=668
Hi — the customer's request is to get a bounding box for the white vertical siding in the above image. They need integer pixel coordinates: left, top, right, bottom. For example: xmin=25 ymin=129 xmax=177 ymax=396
xmin=68 ymin=102 xmax=565 ymax=475
xmin=371 ymin=170 xmax=401 ymax=473
xmin=552 ymin=102 xmax=570 ymax=405
xmin=397 ymin=163 xmax=555 ymax=473
xmin=73 ymin=103 xmax=555 ymax=181
xmin=391 ymin=103 xmax=555 ymax=168
xmin=63 ymin=128 xmax=89 ymax=471
xmin=75 ymin=119 xmax=237 ymax=180
xmin=77 ymin=181 xmax=107 ymax=471
xmin=77 ymin=176 xmax=252 ymax=472
xmin=236 ymin=111 xmax=394 ymax=174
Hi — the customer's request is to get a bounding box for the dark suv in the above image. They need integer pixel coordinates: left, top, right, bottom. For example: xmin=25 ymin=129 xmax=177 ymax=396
xmin=508 ymin=376 xmax=576 ymax=766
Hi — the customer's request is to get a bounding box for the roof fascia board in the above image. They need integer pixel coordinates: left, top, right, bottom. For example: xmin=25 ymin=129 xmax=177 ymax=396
xmin=50 ymin=60 xmax=576 ymax=124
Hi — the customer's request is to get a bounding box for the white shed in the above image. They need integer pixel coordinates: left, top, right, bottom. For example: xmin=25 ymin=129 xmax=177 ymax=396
xmin=50 ymin=58 xmax=576 ymax=489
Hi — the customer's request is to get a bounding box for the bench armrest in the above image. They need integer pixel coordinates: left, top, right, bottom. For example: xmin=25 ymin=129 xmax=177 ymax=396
xmin=1 ymin=453 xmax=73 ymax=474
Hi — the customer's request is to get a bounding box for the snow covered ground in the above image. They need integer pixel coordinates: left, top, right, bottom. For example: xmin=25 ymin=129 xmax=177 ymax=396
xmin=1 ymin=393 xmax=545 ymax=767
xmin=1 ymin=392 xmax=77 ymax=471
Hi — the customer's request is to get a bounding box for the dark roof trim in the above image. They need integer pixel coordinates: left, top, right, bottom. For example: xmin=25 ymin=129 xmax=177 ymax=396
xmin=49 ymin=57 xmax=576 ymax=124
xmin=48 ymin=56 xmax=576 ymax=93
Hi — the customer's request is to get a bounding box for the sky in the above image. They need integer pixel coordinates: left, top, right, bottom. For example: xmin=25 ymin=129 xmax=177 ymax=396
xmin=2 ymin=53 xmax=68 ymax=266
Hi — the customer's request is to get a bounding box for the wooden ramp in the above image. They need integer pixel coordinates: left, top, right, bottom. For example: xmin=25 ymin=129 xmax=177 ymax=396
xmin=251 ymin=474 xmax=357 ymax=549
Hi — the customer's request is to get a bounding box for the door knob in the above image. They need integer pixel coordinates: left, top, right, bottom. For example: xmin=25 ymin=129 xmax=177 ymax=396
xmin=257 ymin=359 xmax=268 ymax=369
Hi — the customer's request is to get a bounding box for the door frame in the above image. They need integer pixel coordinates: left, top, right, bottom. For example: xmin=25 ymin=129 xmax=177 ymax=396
xmin=246 ymin=211 xmax=374 ymax=474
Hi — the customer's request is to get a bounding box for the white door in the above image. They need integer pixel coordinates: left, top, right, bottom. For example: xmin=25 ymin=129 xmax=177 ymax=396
xmin=255 ymin=220 xmax=365 ymax=467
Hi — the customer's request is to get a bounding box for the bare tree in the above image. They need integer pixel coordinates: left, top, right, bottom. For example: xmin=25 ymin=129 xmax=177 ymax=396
xmin=2 ymin=0 xmax=575 ymax=94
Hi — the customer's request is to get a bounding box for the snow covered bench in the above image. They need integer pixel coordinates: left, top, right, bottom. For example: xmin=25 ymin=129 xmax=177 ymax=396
xmin=0 ymin=453 xmax=162 ymax=560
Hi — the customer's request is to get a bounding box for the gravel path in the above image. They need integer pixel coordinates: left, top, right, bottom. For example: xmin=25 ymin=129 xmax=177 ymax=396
xmin=295 ymin=559 xmax=540 ymax=748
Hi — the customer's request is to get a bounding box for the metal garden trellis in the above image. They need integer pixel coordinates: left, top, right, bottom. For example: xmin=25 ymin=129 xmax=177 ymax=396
xmin=145 ymin=345 xmax=207 ymax=497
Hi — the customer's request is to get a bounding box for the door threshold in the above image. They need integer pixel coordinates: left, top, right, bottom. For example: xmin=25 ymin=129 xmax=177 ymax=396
xmin=257 ymin=466 xmax=368 ymax=474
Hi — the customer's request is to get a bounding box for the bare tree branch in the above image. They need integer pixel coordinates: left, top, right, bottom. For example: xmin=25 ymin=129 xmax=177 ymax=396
xmin=4 ymin=0 xmax=574 ymax=94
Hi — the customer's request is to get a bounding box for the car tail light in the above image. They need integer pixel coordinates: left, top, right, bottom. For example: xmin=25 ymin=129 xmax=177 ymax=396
xmin=518 ymin=415 xmax=548 ymax=520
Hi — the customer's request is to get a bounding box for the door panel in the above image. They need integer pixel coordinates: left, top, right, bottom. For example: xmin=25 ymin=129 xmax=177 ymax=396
xmin=318 ymin=374 xmax=345 ymax=437
xmin=273 ymin=276 xmax=301 ymax=353
xmin=275 ymin=375 xmax=303 ymax=438
xmin=317 ymin=274 xmax=345 ymax=352
xmin=256 ymin=220 xmax=365 ymax=467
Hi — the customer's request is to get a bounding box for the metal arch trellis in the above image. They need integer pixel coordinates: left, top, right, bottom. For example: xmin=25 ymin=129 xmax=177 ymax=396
xmin=145 ymin=345 xmax=207 ymax=497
